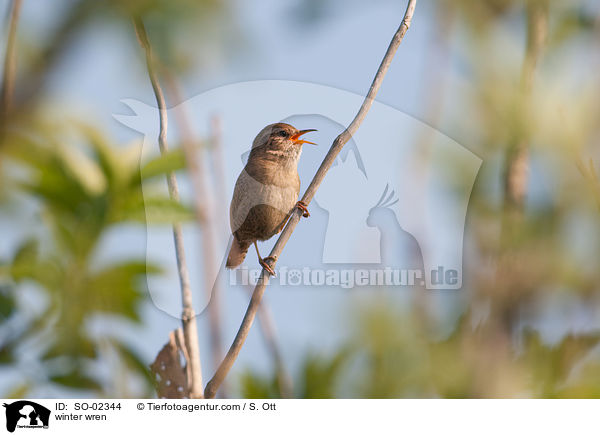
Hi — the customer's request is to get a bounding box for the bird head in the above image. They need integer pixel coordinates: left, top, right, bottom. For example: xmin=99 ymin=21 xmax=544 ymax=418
xmin=250 ymin=123 xmax=317 ymax=163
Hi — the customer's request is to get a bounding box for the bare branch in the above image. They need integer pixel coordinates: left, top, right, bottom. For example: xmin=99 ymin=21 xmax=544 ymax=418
xmin=133 ymin=17 xmax=203 ymax=398
xmin=497 ymin=0 xmax=549 ymax=333
xmin=1 ymin=0 xmax=23 ymax=125
xmin=204 ymin=0 xmax=418 ymax=398
xmin=209 ymin=115 xmax=229 ymax=237
xmin=162 ymin=73 xmax=226 ymax=394
xmin=503 ymin=0 xmax=548 ymax=215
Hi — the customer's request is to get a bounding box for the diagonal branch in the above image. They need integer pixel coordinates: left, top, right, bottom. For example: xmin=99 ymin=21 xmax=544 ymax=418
xmin=133 ymin=17 xmax=204 ymax=398
xmin=204 ymin=0 xmax=418 ymax=399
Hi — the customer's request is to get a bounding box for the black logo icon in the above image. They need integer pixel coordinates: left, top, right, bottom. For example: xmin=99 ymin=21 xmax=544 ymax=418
xmin=2 ymin=401 xmax=50 ymax=433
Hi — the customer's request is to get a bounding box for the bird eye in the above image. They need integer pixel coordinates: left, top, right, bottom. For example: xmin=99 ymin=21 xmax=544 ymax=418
xmin=278 ymin=130 xmax=288 ymax=138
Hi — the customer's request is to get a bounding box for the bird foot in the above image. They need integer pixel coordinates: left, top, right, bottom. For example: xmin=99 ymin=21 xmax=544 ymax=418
xmin=296 ymin=201 xmax=310 ymax=218
xmin=259 ymin=256 xmax=277 ymax=276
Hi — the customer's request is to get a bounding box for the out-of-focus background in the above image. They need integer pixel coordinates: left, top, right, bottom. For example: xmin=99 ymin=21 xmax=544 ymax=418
xmin=1 ymin=0 xmax=600 ymax=398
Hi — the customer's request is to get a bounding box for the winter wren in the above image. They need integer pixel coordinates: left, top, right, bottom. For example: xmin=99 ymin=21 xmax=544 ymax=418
xmin=226 ymin=123 xmax=316 ymax=275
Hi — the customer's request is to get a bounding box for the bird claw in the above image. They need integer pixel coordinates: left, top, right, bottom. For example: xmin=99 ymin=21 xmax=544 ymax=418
xmin=296 ymin=201 xmax=310 ymax=218
xmin=259 ymin=256 xmax=277 ymax=276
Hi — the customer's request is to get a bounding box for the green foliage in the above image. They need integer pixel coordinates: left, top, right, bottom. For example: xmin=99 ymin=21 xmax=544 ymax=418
xmin=241 ymin=302 xmax=600 ymax=398
xmin=240 ymin=348 xmax=352 ymax=399
xmin=547 ymin=7 xmax=597 ymax=49
xmin=140 ymin=149 xmax=186 ymax=181
xmin=297 ymin=349 xmax=352 ymax=399
xmin=0 ymin=284 xmax=16 ymax=320
xmin=240 ymin=370 xmax=281 ymax=399
xmin=14 ymin=0 xmax=230 ymax=86
xmin=521 ymin=330 xmax=600 ymax=397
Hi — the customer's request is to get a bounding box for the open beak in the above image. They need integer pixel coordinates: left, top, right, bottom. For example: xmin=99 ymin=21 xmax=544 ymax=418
xmin=291 ymin=129 xmax=317 ymax=145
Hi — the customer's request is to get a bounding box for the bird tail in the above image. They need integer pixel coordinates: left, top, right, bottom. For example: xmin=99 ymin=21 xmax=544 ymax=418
xmin=226 ymin=236 xmax=250 ymax=269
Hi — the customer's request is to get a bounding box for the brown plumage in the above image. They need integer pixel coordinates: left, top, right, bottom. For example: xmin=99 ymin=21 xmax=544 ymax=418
xmin=226 ymin=123 xmax=316 ymax=275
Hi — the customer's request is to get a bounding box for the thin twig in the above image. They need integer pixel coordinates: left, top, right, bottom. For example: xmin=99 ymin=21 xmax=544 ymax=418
xmin=162 ymin=73 xmax=226 ymax=394
xmin=133 ymin=17 xmax=203 ymax=398
xmin=8 ymin=2 xmax=96 ymax=111
xmin=209 ymin=115 xmax=229 ymax=237
xmin=497 ymin=0 xmax=548 ymax=333
xmin=503 ymin=0 xmax=548 ymax=216
xmin=1 ymin=0 xmax=23 ymax=126
xmin=206 ymin=115 xmax=228 ymax=393
xmin=204 ymin=0 xmax=418 ymax=398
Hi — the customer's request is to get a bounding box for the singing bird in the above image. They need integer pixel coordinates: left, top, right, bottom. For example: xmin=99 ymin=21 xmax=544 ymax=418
xmin=226 ymin=123 xmax=316 ymax=275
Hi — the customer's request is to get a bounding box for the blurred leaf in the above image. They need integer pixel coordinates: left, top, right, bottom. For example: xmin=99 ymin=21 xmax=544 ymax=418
xmin=12 ymin=239 xmax=39 ymax=265
xmin=4 ymin=383 xmax=31 ymax=399
xmin=521 ymin=329 xmax=600 ymax=397
xmin=0 ymin=344 xmax=15 ymax=365
xmin=298 ymin=348 xmax=351 ymax=399
xmin=558 ymin=360 xmax=600 ymax=398
xmin=353 ymin=305 xmax=431 ymax=398
xmin=57 ymin=142 xmax=107 ymax=196
xmin=43 ymin=340 xmax=97 ymax=362
xmin=10 ymin=240 xmax=62 ymax=289
xmin=86 ymin=261 xmax=159 ymax=322
xmin=85 ymin=128 xmax=140 ymax=191
xmin=0 ymin=285 xmax=16 ymax=319
xmin=114 ymin=340 xmax=154 ymax=387
xmin=116 ymin=196 xmax=194 ymax=224
xmin=18 ymin=153 xmax=92 ymax=216
xmin=240 ymin=370 xmax=280 ymax=399
xmin=548 ymin=8 xmax=597 ymax=49
xmin=140 ymin=149 xmax=185 ymax=181
xmin=51 ymin=370 xmax=102 ymax=391
xmin=428 ymin=317 xmax=475 ymax=398
xmin=10 ymin=239 xmax=40 ymax=282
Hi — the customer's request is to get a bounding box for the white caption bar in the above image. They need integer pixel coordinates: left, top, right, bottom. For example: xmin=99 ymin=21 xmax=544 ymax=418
xmin=0 ymin=399 xmax=596 ymax=434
